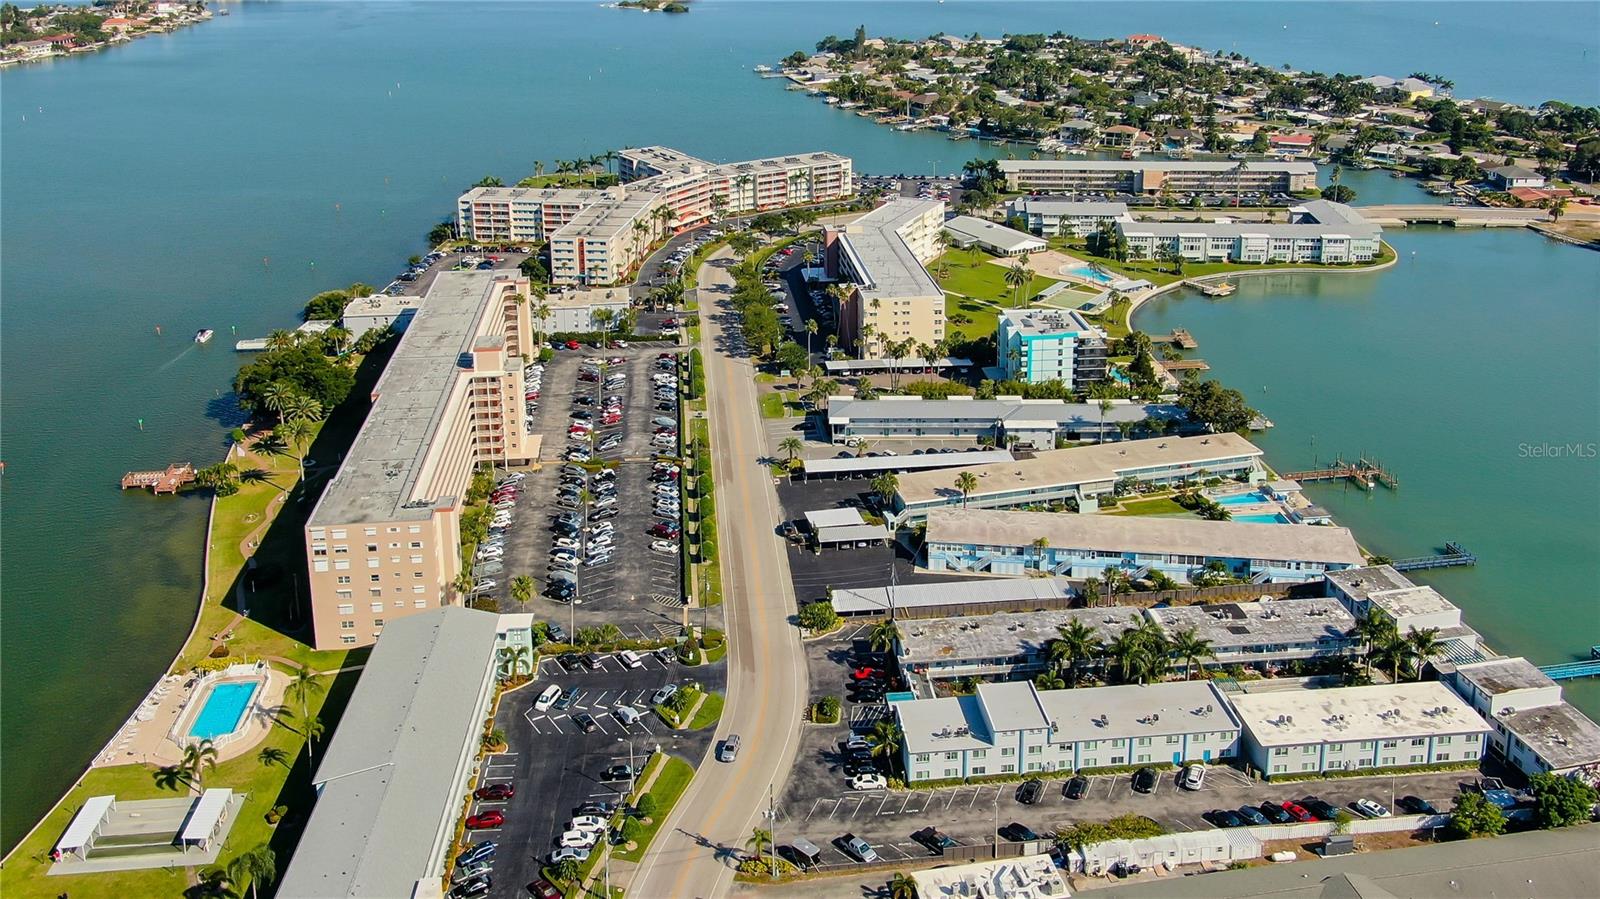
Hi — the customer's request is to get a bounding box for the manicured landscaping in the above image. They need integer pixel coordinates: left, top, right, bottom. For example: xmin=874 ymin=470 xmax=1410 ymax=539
xmin=932 ymin=249 xmax=1059 ymax=307
xmin=945 ymin=294 xmax=1002 ymax=343
xmin=1108 ymin=494 xmax=1192 ymax=517
xmin=610 ymin=756 xmax=695 ymax=863
xmin=688 ymin=691 xmax=725 ymax=730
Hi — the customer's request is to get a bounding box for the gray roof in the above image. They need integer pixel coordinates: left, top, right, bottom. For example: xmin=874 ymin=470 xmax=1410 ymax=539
xmin=310 ymin=271 xmax=510 ymax=526
xmin=1092 ymin=818 xmax=1600 ymax=899
xmin=1367 ymin=585 xmax=1459 ymax=622
xmin=999 ymin=307 xmax=1106 ymax=339
xmin=1488 ymin=164 xmax=1541 ymax=179
xmin=1147 ymin=598 xmax=1355 ymax=649
xmin=1000 ymin=159 xmax=1317 ymax=175
xmin=1009 ymin=198 xmax=1131 ymax=218
xmin=829 ymin=397 xmax=1173 ymax=428
xmin=1453 ymin=657 xmax=1559 ymax=695
xmin=1499 ymin=702 xmax=1600 ymax=771
xmin=803 ymin=508 xmax=866 ymax=530
xmin=803 ymin=450 xmax=1014 ymax=476
xmin=1119 ymin=200 xmax=1381 ymax=241
xmin=838 ymin=198 xmax=944 ymax=303
xmin=277 ymin=608 xmax=501 ymax=899
xmin=897 ymin=606 xmax=1146 ymax=664
xmin=1324 ymin=565 xmax=1415 ymax=602
xmin=894 ymin=693 xmax=994 ymax=754
xmin=942 ymin=215 xmax=1045 ymax=252
xmin=831 ymin=575 xmax=1076 ymax=616
xmin=1230 ymin=682 xmax=1489 ymax=747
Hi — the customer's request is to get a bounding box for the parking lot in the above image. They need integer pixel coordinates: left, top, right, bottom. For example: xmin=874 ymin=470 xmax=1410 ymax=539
xmin=461 ymin=650 xmax=724 ymax=899
xmin=773 ymin=478 xmax=945 ymax=605
xmin=476 ymin=345 xmax=685 ymax=635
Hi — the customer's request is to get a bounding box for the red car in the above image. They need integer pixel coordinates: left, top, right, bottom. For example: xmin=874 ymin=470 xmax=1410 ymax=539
xmin=851 ymin=667 xmax=876 ymax=681
xmin=649 ymin=523 xmax=681 ymax=538
xmin=474 ymin=783 xmax=515 ymax=801
xmin=565 ymin=340 xmax=581 ymax=350
xmin=528 ymin=879 xmax=561 ymax=899
xmin=465 ymin=810 xmax=504 ymax=829
xmin=1281 ymin=801 xmax=1313 ymax=823
xmin=780 ymin=247 xmax=794 ymax=256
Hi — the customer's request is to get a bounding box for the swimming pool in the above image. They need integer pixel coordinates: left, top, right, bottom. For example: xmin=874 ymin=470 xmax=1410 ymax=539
xmin=1235 ymin=512 xmax=1289 ymax=525
xmin=1063 ymin=264 xmax=1115 ymax=285
xmin=187 ymin=681 xmax=259 ymax=740
xmin=1215 ymin=490 xmax=1273 ymax=506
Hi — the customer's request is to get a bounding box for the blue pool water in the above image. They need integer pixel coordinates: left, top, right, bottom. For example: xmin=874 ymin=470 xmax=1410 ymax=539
xmin=1216 ymin=491 xmax=1273 ymax=506
xmin=187 ymin=681 xmax=258 ymax=740
xmin=1235 ymin=513 xmax=1290 ymax=525
xmin=1064 ymin=264 xmax=1115 ymax=285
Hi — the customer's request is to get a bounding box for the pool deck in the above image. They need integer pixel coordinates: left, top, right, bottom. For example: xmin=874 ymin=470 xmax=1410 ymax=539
xmin=91 ymin=667 xmax=287 ymax=769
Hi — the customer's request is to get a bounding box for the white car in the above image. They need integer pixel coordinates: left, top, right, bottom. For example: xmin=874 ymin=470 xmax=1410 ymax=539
xmin=618 ymin=650 xmax=644 ymax=669
xmin=534 ymin=684 xmax=562 ymax=712
xmin=849 ymin=773 xmax=887 ymax=790
xmin=568 ymin=815 xmax=608 ymax=832
xmin=585 ymin=553 xmax=613 ymax=567
xmin=548 ymin=846 xmax=590 ymax=864
xmin=1354 ymin=798 xmax=1391 ymax=819
xmin=593 ymin=496 xmax=617 ymax=509
xmin=554 ymin=537 xmax=580 ymax=551
xmin=650 ymin=540 xmax=680 ymax=555
xmin=559 ymin=829 xmax=600 ymax=848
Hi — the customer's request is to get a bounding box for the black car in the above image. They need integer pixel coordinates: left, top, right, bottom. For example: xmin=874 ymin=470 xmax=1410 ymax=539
xmin=998 ymin=822 xmax=1040 ymax=843
xmin=574 ymin=801 xmax=617 ymax=817
xmin=912 ymin=826 xmax=958 ymax=855
xmin=1397 ymin=795 xmax=1438 ymax=815
xmin=557 ymin=653 xmax=583 ymax=672
xmin=581 ymin=653 xmax=603 ymax=670
xmin=545 ymin=584 xmax=576 ymax=601
xmin=546 ymin=622 xmax=569 ymax=643
xmin=1302 ymin=797 xmax=1340 ymax=821
xmin=601 ymin=764 xmax=634 ymax=781
xmin=1236 ymin=805 xmax=1271 ymax=826
xmin=1131 ymin=767 xmax=1158 ymax=793
xmin=452 ymin=875 xmax=491 ymax=899
xmin=1258 ymin=802 xmax=1294 ymax=824
xmin=1016 ymin=779 xmax=1044 ymax=805
xmin=574 ymin=713 xmax=599 ymax=733
xmin=591 ymin=507 xmax=619 ymax=521
xmin=843 ymin=761 xmax=877 ymax=777
xmin=1064 ymin=775 xmax=1090 ymax=801
xmin=1206 ymin=809 xmax=1247 ymax=828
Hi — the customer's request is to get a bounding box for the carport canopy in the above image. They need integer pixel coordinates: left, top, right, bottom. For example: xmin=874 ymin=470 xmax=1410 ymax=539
xmin=803 ymin=508 xmax=866 ymax=531
xmin=179 ymin=789 xmax=234 ymax=851
xmin=815 ymin=524 xmax=887 ymax=545
xmin=55 ymin=795 xmax=115 ymax=859
xmin=801 ymin=450 xmax=1014 ymax=478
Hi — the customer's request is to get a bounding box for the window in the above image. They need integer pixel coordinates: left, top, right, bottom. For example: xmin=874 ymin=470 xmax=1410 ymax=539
xmin=413 ymin=571 xmax=424 ymax=579
xmin=333 ymin=545 xmax=348 ymax=555
xmin=944 ymin=768 xmax=958 ymax=778
xmin=945 ymin=751 xmax=959 ymax=760
xmin=373 ymin=618 xmax=384 ymax=627
xmin=408 ymin=526 xmax=421 ymax=534
xmin=1110 ymin=755 xmax=1125 ymax=765
xmin=331 ymin=529 xmax=347 ymax=539
xmin=1166 ymin=735 xmax=1180 ymax=744
xmin=337 ymin=603 xmax=354 ymax=615
xmin=915 ymin=754 xmax=930 ymax=763
xmin=366 ymin=544 xmax=378 ymax=553
xmin=340 ymin=621 xmax=354 ymax=630
xmin=971 ymin=766 xmax=986 ymax=776
xmin=1437 ymin=736 xmax=1452 ymax=745
xmin=1136 ymin=737 xmax=1151 ymax=747
xmin=1001 ymin=747 xmax=1015 ymax=756
xmin=363 ymin=528 xmax=377 ymax=536
xmin=336 ymin=576 xmax=351 ymax=585
xmin=1436 ymin=752 xmax=1450 ymax=761
xmin=336 ymin=590 xmax=352 ymax=599
xmin=1273 ymin=747 xmax=1288 ymax=756
xmin=413 ymin=585 xmax=426 ymax=594
xmin=971 ymin=749 xmax=986 ymax=759
xmin=370 ymin=602 xmax=383 ymax=612
xmin=1001 ymin=764 xmax=1015 ymax=773
xmin=1272 ymin=764 xmax=1286 ymax=774
xmin=370 ymin=574 xmax=381 ymax=583
xmin=341 ymin=635 xmax=357 ymax=645
xmin=367 ymin=558 xmax=380 ymax=569
xmin=410 ymin=541 xmax=423 ymax=549
xmin=414 ymin=599 xmax=427 ymax=608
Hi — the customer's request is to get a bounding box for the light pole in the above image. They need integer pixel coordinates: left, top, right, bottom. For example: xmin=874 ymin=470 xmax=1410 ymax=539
xmin=618 ymin=735 xmax=637 ymax=796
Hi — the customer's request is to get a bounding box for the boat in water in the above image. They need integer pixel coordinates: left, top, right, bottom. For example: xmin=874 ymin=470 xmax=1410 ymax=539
xmin=194 ymin=329 xmax=214 ymax=344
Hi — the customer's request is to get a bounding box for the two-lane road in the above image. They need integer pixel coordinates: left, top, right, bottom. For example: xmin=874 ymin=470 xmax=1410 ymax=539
xmin=629 ymin=249 xmax=809 ymax=899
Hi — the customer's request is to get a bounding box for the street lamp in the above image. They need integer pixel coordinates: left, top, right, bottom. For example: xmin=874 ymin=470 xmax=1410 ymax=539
xmin=617 ymin=735 xmax=637 ymax=796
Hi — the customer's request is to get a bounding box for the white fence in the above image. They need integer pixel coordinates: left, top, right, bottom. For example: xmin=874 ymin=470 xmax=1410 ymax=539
xmin=169 ymin=661 xmax=270 ymax=750
xmin=1240 ymin=813 xmax=1450 ymax=843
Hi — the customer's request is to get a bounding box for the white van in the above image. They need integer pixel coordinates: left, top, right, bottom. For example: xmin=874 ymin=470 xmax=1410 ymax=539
xmin=618 ymin=650 xmax=644 ymax=669
xmin=534 ymin=684 xmax=562 ymax=712
xmin=613 ymin=705 xmax=642 ymax=727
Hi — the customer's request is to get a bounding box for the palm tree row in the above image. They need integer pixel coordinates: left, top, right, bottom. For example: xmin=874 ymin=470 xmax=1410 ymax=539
xmin=1355 ymin=610 xmax=1442 ymax=683
xmin=1040 ymin=617 xmax=1216 ymax=688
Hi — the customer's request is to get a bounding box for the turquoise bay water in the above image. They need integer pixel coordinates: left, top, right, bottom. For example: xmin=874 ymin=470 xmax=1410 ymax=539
xmin=187 ymin=681 xmax=259 ymax=741
xmin=2 ymin=1 xmax=1596 ymax=850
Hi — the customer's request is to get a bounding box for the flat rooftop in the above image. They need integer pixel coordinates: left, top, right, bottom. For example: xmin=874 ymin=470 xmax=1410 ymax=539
xmin=839 ymin=198 xmax=944 ymax=303
xmin=830 ymin=575 xmax=1075 ymax=616
xmin=1454 ymin=657 xmax=1559 ymax=695
xmin=1012 ymin=198 xmax=1131 ymax=217
xmin=1035 ymin=680 xmax=1241 ymax=745
xmin=1324 ymin=565 xmax=1415 ymax=602
xmin=1229 ymin=682 xmax=1490 ymax=747
xmin=458 ymin=185 xmax=612 ymax=205
xmin=897 ymin=432 xmax=1262 ymax=506
xmin=1147 ymin=598 xmax=1355 ymax=649
xmin=832 ymin=397 xmax=1172 ymax=428
xmin=897 ymin=605 xmax=1146 ymax=664
xmin=711 ymin=149 xmax=849 ymax=176
xmin=1000 ymin=159 xmax=1318 ymax=175
xmin=1499 ymin=702 xmax=1600 ymax=771
xmin=310 ymin=271 xmax=508 ymax=526
xmin=893 ymin=693 xmax=993 ymax=753
xmin=942 ymin=215 xmax=1045 ymax=252
xmin=550 ymin=190 xmax=657 ymax=241
xmin=1000 ymin=307 xmax=1106 ymax=338
xmin=802 ymin=450 xmax=1014 ymax=477
xmin=912 ymin=854 xmax=1069 ymax=899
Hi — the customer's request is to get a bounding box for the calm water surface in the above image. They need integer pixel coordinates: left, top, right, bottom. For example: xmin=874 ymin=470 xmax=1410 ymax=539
xmin=3 ymin=1 xmax=1597 ymax=850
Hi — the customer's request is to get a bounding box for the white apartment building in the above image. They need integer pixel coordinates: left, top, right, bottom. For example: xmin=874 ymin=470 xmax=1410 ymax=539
xmin=455 ymin=185 xmax=616 ymax=245
xmin=1146 ymin=598 xmax=1358 ymax=668
xmin=996 ymin=308 xmax=1108 ymax=387
xmin=1006 ymin=199 xmax=1132 ymax=237
xmin=546 ymin=189 xmax=664 ymax=286
xmin=1232 ymin=682 xmax=1491 ymax=779
xmin=1118 ymin=200 xmax=1383 ymax=265
xmin=997 ymin=159 xmax=1319 ymax=194
xmin=894 ymin=680 xmax=1241 ymax=782
xmin=1447 ymin=657 xmax=1600 ymax=779
xmin=824 ymin=198 xmax=947 ymax=357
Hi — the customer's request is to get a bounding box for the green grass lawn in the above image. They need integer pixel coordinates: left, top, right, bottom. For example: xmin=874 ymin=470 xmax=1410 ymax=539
xmin=933 ymin=250 xmax=1058 ymax=307
xmin=758 ymin=391 xmax=799 ymax=419
xmin=612 ymin=756 xmax=696 ymax=864
xmin=945 ymin=294 xmax=1001 ymax=343
xmin=1 ymin=667 xmax=358 ymax=899
xmin=1108 ymin=495 xmax=1193 ymax=517
xmin=689 ymin=692 xmax=725 ymax=730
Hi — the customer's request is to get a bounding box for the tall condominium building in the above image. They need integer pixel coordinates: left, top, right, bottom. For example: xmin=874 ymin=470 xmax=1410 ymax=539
xmin=1118 ymin=200 xmax=1383 ymax=264
xmin=303 ymin=272 xmax=538 ymax=650
xmin=998 ymin=159 xmax=1319 ymax=194
xmin=996 ymin=308 xmax=1108 ymax=387
xmin=822 ymin=198 xmax=947 ymax=358
xmin=457 ymin=147 xmax=854 ymax=287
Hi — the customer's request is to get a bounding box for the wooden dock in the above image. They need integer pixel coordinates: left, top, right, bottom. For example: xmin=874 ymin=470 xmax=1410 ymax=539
xmin=1151 ymin=328 xmax=1198 ymax=349
xmin=1280 ymin=456 xmax=1398 ymax=491
xmin=1159 ymin=359 xmax=1210 ymax=371
xmin=1391 ymin=542 xmax=1476 ymax=572
xmin=120 ymin=463 xmax=196 ymax=494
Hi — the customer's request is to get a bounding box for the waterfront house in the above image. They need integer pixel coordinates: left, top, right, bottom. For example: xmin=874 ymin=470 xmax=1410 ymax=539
xmin=16 ymin=39 xmax=55 ymax=59
xmin=1100 ymin=125 xmax=1150 ymax=150
xmin=1118 ymin=200 xmax=1383 ymax=265
xmin=828 ymin=395 xmax=1178 ymax=450
xmin=1268 ymin=133 xmax=1316 ymax=157
xmin=1486 ymin=165 xmax=1546 ymax=190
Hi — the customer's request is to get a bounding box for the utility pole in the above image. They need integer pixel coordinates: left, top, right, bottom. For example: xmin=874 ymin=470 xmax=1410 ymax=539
xmin=766 ymin=782 xmax=778 ymax=880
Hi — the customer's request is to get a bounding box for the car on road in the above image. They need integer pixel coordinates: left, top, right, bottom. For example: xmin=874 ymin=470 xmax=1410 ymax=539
xmin=464 ymin=810 xmax=503 ymax=830
xmin=848 ymin=773 xmax=887 ymax=790
xmin=839 ymin=833 xmax=879 ymax=863
xmin=601 ymin=764 xmax=635 ymax=781
xmin=1064 ymin=775 xmax=1090 ymax=800
xmin=717 ymin=734 xmax=740 ymax=762
xmin=998 ymin=822 xmax=1040 ymax=843
xmin=1236 ymin=805 xmax=1271 ymax=826
xmin=574 ymin=713 xmax=599 ymax=733
xmin=1016 ymin=779 xmax=1044 ymax=805
xmin=1397 ymin=795 xmax=1438 ymax=815
xmin=1281 ymin=800 xmax=1315 ymax=823
xmin=1353 ymin=798 xmax=1391 ymax=819
xmin=912 ymin=826 xmax=957 ymax=855
xmin=473 ymin=783 xmax=514 ymax=801
xmin=1132 ymin=767 xmax=1158 ymax=793
xmin=547 ymin=846 xmax=590 ymax=864
xmin=651 ymin=684 xmax=678 ymax=705
xmin=1179 ymin=764 xmax=1205 ymax=790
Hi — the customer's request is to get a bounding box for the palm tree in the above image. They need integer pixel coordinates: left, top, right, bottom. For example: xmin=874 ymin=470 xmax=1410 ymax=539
xmin=265 ymin=329 xmax=298 ymax=351
xmin=227 ymin=843 xmax=277 ymax=899
xmin=1352 ymin=611 xmax=1395 ymax=680
xmin=1372 ymin=631 xmax=1417 ymax=684
xmin=182 ymin=738 xmax=219 ymax=792
xmin=888 ymin=871 xmax=918 ymax=899
xmin=276 ymin=416 xmax=313 ymax=486
xmin=283 ymin=393 xmax=323 ymax=423
xmin=510 ymin=575 xmax=534 ymax=609
xmin=867 ymin=618 xmax=901 ymax=653
xmin=867 ymin=719 xmax=904 ymax=767
xmin=745 ymin=826 xmax=773 ymax=861
xmin=779 ymin=436 xmax=804 ymax=462
xmin=323 ymin=325 xmax=352 ymax=354
xmin=1004 ymin=261 xmax=1031 ymax=307
xmin=499 ymin=644 xmax=532 ymax=679
xmin=533 ymin=302 xmax=551 ymax=344
xmin=288 ymin=665 xmax=323 ymax=723
xmin=257 ymin=746 xmax=289 ymax=769
xmin=870 ymin=472 xmax=900 ymax=508
xmin=1051 ymin=619 xmax=1103 ymax=687
xmin=258 ymin=381 xmax=293 ymax=424
xmin=1405 ymin=627 xmax=1442 ymax=680
xmin=804 ymin=318 xmax=818 ymax=358
xmin=954 ymin=471 xmax=979 ymax=509
xmin=553 ymin=857 xmax=581 ymax=885
xmin=1168 ymin=627 xmax=1215 ymax=680
xmin=302 ymin=715 xmax=326 ymax=766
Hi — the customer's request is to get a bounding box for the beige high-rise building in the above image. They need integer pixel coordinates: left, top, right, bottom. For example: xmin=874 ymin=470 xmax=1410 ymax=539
xmin=303 ymin=271 xmax=539 ymax=650
xmin=824 ymin=198 xmax=947 ymax=358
